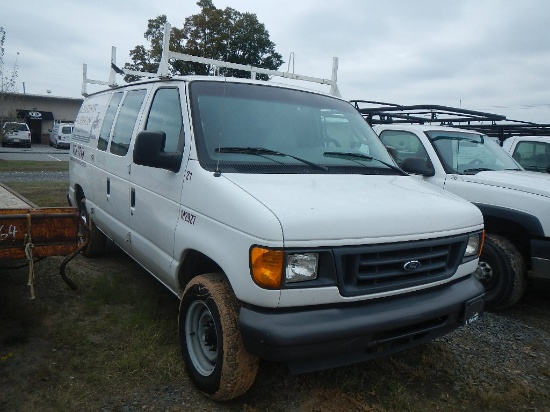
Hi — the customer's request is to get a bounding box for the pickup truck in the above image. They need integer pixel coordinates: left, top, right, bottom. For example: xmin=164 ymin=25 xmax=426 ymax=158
xmin=374 ymin=124 xmax=550 ymax=309
xmin=502 ymin=135 xmax=550 ymax=174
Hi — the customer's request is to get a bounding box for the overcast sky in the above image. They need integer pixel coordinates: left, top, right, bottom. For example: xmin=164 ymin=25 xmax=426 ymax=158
xmin=2 ymin=0 xmax=550 ymax=123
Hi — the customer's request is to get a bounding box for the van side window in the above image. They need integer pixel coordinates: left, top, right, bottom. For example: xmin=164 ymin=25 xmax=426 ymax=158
xmin=144 ymin=88 xmax=183 ymax=153
xmin=110 ymin=89 xmax=147 ymax=156
xmin=378 ymin=130 xmax=429 ymax=167
xmin=98 ymin=92 xmax=123 ymax=151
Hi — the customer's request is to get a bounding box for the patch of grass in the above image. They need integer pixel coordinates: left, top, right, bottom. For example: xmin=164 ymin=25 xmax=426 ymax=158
xmin=4 ymin=253 xmax=186 ymax=411
xmin=3 ymin=181 xmax=68 ymax=207
xmin=1 ymin=160 xmax=69 ymax=207
xmin=0 ymin=160 xmax=68 ymax=172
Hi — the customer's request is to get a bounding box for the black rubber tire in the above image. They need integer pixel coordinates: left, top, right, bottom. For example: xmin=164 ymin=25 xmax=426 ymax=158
xmin=78 ymin=198 xmax=106 ymax=257
xmin=179 ymin=273 xmax=258 ymax=401
xmin=476 ymin=234 xmax=526 ymax=310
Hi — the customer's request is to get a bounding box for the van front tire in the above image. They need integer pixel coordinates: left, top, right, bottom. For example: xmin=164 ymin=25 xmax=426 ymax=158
xmin=476 ymin=234 xmax=526 ymax=310
xmin=78 ymin=198 xmax=106 ymax=257
xmin=179 ymin=273 xmax=258 ymax=401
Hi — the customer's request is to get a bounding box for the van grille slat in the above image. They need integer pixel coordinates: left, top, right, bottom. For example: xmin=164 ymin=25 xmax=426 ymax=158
xmin=335 ymin=235 xmax=468 ymax=296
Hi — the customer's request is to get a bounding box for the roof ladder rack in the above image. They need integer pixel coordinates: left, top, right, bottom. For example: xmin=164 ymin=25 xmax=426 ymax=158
xmin=82 ymin=22 xmax=340 ymax=97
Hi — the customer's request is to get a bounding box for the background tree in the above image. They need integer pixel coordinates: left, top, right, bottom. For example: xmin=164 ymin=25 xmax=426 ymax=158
xmin=124 ymin=0 xmax=283 ymax=82
xmin=0 ymin=27 xmax=20 ymax=125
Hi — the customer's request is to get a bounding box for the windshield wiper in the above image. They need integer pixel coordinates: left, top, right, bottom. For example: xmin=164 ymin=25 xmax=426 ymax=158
xmin=323 ymin=151 xmax=407 ymax=175
xmin=462 ymin=167 xmax=494 ymax=174
xmin=215 ymin=147 xmax=328 ymax=171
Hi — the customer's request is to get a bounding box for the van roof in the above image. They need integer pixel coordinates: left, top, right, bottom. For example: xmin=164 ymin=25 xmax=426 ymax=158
xmin=84 ymin=75 xmax=342 ymax=101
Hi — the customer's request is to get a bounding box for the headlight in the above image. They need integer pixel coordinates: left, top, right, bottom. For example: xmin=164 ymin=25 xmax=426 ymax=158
xmin=250 ymin=248 xmax=320 ymax=288
xmin=464 ymin=231 xmax=484 ymax=258
xmin=286 ymin=253 xmax=319 ymax=283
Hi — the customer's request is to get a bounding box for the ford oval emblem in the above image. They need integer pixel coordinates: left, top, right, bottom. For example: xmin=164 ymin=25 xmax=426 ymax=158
xmin=403 ymin=260 xmax=422 ymax=271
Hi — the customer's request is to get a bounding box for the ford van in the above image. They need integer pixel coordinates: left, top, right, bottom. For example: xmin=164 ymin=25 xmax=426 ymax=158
xmin=68 ymin=25 xmax=485 ymax=400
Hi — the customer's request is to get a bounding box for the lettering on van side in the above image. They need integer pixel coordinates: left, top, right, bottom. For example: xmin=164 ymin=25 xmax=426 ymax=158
xmin=79 ymin=103 xmax=98 ymax=114
xmin=181 ymin=210 xmax=196 ymax=225
xmin=70 ymin=144 xmax=87 ymax=167
xmin=72 ymin=144 xmax=85 ymax=159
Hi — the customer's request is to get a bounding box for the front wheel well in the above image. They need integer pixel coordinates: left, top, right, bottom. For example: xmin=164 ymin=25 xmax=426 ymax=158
xmin=483 ymin=215 xmax=531 ymax=269
xmin=178 ymin=250 xmax=224 ymax=291
xmin=74 ymin=184 xmax=85 ymax=205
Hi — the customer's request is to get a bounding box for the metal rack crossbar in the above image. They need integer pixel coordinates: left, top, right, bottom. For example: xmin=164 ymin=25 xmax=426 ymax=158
xmin=82 ymin=22 xmax=340 ymax=97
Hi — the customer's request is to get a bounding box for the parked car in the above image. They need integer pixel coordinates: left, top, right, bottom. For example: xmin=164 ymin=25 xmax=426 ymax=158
xmin=374 ymin=124 xmax=550 ymax=310
xmin=1 ymin=122 xmax=31 ymax=148
xmin=502 ymin=135 xmax=550 ymax=173
xmin=49 ymin=123 xmax=74 ymax=149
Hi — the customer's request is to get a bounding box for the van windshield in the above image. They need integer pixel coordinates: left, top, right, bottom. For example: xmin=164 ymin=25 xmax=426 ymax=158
xmin=189 ymin=81 xmax=398 ymax=174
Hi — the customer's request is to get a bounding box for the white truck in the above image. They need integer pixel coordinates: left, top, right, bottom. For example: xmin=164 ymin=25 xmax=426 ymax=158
xmin=68 ymin=23 xmax=485 ymax=400
xmin=502 ymin=135 xmax=550 ymax=174
xmin=373 ymin=123 xmax=550 ymax=310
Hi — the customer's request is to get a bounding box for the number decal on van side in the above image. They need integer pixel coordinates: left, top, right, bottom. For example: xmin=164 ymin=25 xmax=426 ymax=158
xmin=0 ymin=225 xmax=17 ymax=241
xmin=181 ymin=210 xmax=196 ymax=225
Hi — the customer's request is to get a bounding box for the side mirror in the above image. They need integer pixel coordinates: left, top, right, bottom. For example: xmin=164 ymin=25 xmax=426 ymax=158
xmin=133 ymin=130 xmax=182 ymax=172
xmin=400 ymin=157 xmax=435 ymax=177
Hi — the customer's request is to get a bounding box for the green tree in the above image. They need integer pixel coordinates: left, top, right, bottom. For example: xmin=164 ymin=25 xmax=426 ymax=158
xmin=0 ymin=27 xmax=20 ymax=125
xmin=124 ymin=0 xmax=283 ymax=82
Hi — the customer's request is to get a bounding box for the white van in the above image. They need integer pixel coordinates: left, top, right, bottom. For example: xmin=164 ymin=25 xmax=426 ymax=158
xmin=68 ymin=25 xmax=485 ymax=401
xmin=49 ymin=122 xmax=74 ymax=149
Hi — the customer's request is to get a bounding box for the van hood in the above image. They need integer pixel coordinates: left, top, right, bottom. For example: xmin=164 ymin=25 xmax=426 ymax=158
xmin=224 ymin=174 xmax=482 ymax=243
xmin=461 ymin=170 xmax=550 ymax=198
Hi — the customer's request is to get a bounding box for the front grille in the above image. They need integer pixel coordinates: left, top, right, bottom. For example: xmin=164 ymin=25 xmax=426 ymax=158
xmin=335 ymin=235 xmax=468 ymax=296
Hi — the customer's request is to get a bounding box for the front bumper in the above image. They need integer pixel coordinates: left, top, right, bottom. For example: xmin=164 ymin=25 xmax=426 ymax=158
xmin=239 ymin=275 xmax=484 ymax=374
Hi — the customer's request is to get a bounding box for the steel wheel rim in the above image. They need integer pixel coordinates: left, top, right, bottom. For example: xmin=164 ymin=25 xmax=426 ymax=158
xmin=475 ymin=260 xmax=496 ymax=290
xmin=185 ymin=300 xmax=218 ymax=376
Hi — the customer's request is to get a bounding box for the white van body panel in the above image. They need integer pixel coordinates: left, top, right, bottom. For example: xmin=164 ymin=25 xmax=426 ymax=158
xmin=220 ymin=173 xmax=480 ymax=243
xmin=69 ymin=76 xmax=485 ymax=356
